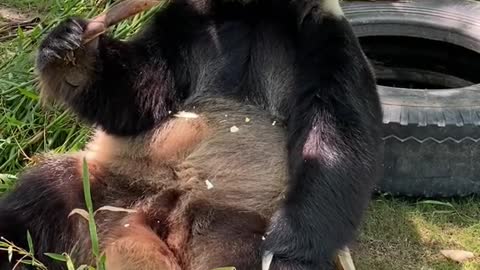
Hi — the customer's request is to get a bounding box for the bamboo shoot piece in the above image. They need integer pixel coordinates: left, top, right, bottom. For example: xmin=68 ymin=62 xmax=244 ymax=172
xmin=83 ymin=0 xmax=162 ymax=44
xmin=335 ymin=247 xmax=356 ymax=270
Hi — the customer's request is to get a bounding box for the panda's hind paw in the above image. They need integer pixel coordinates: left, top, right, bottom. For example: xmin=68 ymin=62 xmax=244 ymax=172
xmin=261 ymin=208 xmax=335 ymax=270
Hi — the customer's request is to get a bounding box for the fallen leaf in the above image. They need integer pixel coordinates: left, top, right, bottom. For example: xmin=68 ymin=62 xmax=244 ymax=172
xmin=440 ymin=249 xmax=475 ymax=263
xmin=94 ymin=205 xmax=137 ymax=215
xmin=68 ymin=208 xmax=90 ymax=220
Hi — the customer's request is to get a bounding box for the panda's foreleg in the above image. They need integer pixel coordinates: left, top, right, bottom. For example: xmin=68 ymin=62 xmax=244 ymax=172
xmin=36 ymin=17 xmax=177 ymax=136
xmin=262 ymin=0 xmax=382 ymax=269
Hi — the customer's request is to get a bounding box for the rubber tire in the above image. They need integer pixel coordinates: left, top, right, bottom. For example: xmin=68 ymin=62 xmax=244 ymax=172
xmin=342 ymin=0 xmax=480 ymax=197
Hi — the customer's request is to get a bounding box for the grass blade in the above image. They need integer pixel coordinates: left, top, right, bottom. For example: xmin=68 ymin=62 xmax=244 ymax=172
xmin=81 ymin=157 xmax=105 ymax=270
xmin=44 ymin=253 xmax=67 ymax=262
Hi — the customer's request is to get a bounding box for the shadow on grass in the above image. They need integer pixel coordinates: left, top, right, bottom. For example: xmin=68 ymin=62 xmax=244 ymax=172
xmin=351 ymin=196 xmax=480 ymax=270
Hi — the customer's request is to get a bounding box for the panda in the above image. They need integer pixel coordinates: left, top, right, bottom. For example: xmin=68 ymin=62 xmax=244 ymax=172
xmin=0 ymin=0 xmax=383 ymax=269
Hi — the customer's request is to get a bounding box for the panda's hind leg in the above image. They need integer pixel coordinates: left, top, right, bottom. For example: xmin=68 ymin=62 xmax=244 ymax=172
xmin=186 ymin=201 xmax=266 ymax=270
xmin=103 ymin=212 xmax=182 ymax=270
xmin=0 ymin=156 xmax=93 ymax=269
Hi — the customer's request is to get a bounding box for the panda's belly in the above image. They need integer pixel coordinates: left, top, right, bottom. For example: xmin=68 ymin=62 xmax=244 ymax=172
xmin=84 ymin=97 xmax=288 ymax=216
xmin=173 ymin=97 xmax=289 ymax=216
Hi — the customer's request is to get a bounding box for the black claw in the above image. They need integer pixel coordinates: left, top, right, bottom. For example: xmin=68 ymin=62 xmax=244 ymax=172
xmin=36 ymin=18 xmax=89 ymax=70
xmin=71 ymin=19 xmax=83 ymax=30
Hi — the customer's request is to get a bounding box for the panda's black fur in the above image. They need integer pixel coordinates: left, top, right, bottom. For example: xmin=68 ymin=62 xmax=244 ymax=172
xmin=0 ymin=0 xmax=383 ymax=269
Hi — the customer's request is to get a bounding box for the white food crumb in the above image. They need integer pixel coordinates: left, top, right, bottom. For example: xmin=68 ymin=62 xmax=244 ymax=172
xmin=205 ymin=179 xmax=214 ymax=190
xmin=124 ymin=224 xmax=130 ymax=228
xmin=230 ymin=126 xmax=239 ymax=133
xmin=262 ymin=236 xmax=266 ymax=241
xmin=272 ymin=121 xmax=277 ymax=126
xmin=245 ymin=117 xmax=251 ymax=123
xmin=174 ymin=111 xmax=199 ymax=118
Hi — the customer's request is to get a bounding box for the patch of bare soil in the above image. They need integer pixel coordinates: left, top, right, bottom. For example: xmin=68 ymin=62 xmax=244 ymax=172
xmin=0 ymin=5 xmax=40 ymax=42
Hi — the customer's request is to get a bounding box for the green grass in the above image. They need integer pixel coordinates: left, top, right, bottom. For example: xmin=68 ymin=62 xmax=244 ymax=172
xmin=0 ymin=1 xmax=479 ymax=269
xmin=0 ymin=0 xmax=157 ymax=173
xmin=354 ymin=197 xmax=480 ymax=270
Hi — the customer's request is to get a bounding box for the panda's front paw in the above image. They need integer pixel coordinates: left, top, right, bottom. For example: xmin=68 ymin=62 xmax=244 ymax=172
xmin=36 ymin=17 xmax=90 ymax=71
xmin=262 ymin=208 xmax=335 ymax=270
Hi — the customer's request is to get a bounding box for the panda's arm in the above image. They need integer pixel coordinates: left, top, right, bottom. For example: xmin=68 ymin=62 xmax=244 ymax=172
xmin=263 ymin=1 xmax=382 ymax=269
xmin=36 ymin=17 xmax=180 ymax=136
